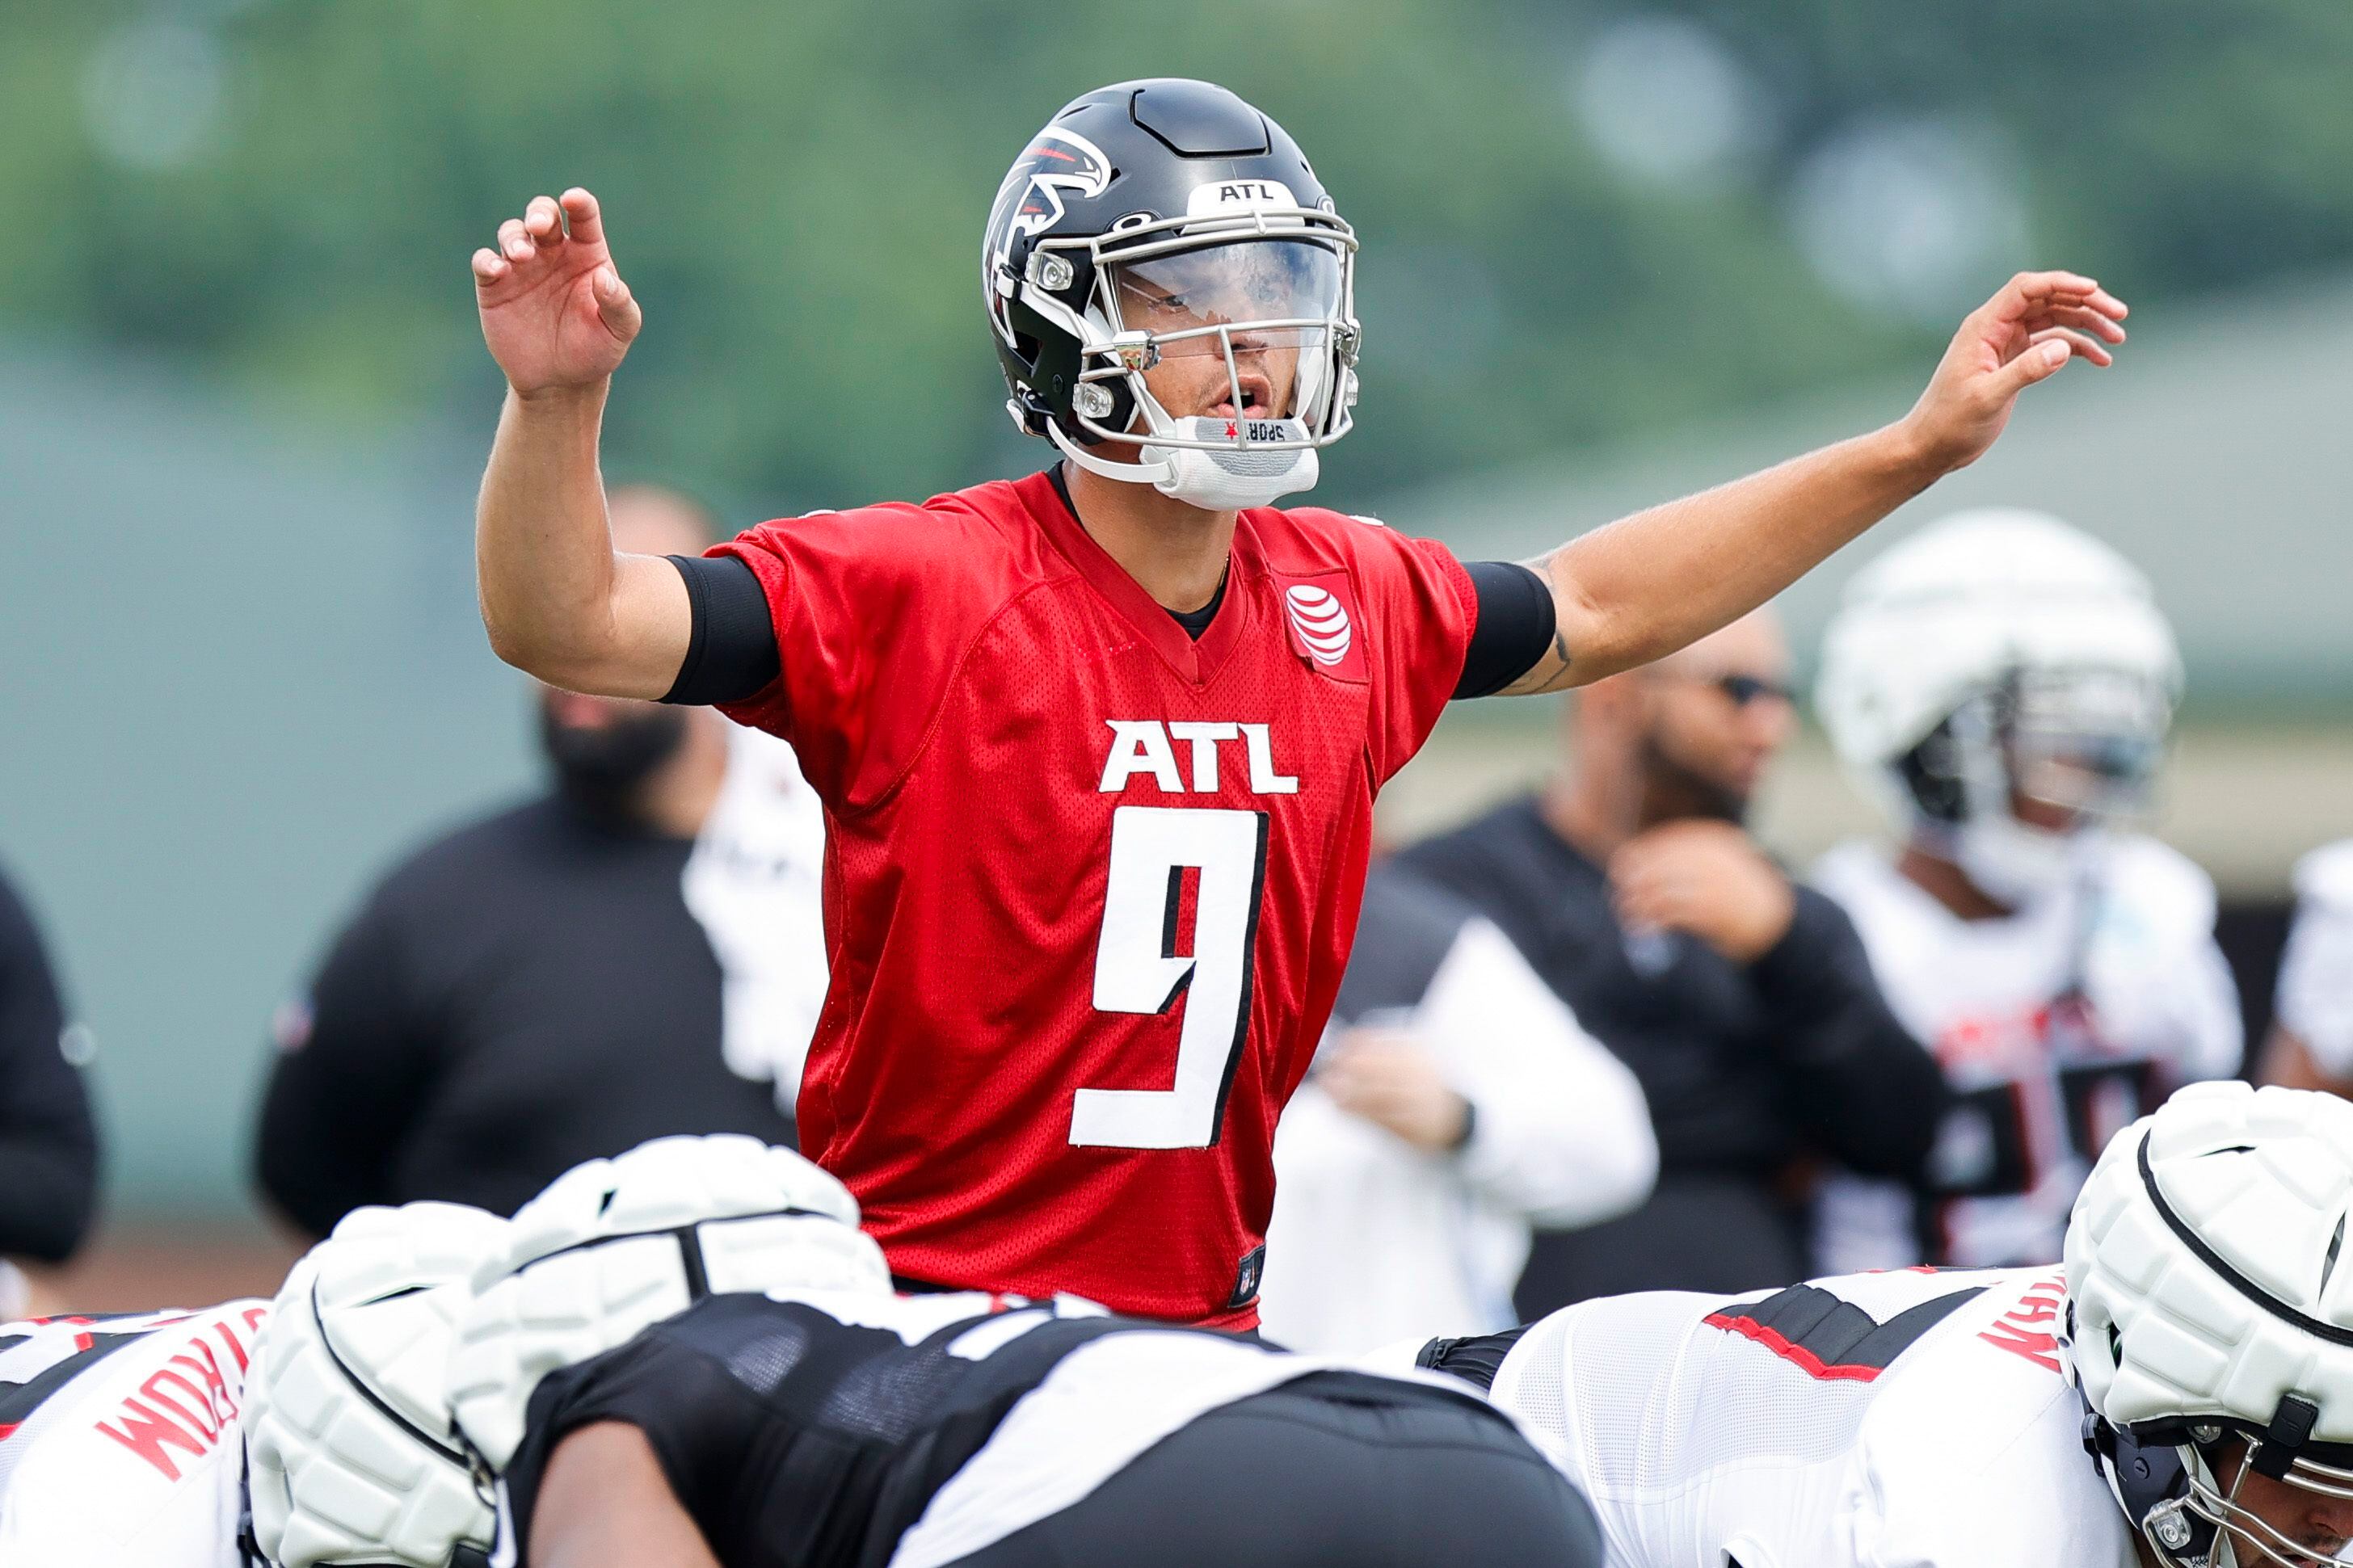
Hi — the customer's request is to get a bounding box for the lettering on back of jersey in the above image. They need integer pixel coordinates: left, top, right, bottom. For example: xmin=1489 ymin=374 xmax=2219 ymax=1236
xmin=1976 ymin=1273 xmax=2067 ymax=1375
xmin=1098 ymin=721 xmax=1299 ymax=795
xmin=88 ymin=1307 xmax=267 ymax=1482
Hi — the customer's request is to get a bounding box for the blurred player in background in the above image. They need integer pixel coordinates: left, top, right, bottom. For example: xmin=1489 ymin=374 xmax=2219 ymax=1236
xmin=1810 ymin=510 xmax=2241 ymax=1272
xmin=1256 ymin=860 xmax=1656 ymax=1353
xmin=469 ymin=75 xmax=2124 ymax=1323
xmin=1403 ymin=610 xmax=1947 ymax=1312
xmin=255 ymin=487 xmax=812 ymax=1238
xmin=1421 ymin=1082 xmax=2353 ymax=1568
xmin=0 ymin=861 xmax=100 ymax=1318
xmin=2260 ymin=839 xmax=2353 ymax=1096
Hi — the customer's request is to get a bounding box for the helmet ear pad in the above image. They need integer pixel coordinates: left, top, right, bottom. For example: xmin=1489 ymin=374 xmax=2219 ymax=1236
xmin=2085 ymin=1414 xmax=2224 ymax=1566
xmin=1000 ymin=251 xmax=1134 ymax=446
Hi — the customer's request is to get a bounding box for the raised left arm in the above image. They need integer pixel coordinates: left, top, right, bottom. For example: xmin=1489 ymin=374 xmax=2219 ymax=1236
xmin=1501 ymin=271 xmax=2128 ymax=694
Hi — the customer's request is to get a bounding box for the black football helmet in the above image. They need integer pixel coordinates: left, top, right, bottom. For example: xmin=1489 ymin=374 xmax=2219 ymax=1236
xmin=982 ymin=79 xmax=1359 ymax=507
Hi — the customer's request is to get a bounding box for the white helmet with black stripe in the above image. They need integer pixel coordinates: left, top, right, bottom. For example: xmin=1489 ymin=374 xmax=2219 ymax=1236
xmin=244 ymin=1200 xmax=514 ymax=1568
xmin=2065 ymin=1081 xmax=2353 ymax=1568
xmin=445 ymin=1133 xmax=890 ymax=1473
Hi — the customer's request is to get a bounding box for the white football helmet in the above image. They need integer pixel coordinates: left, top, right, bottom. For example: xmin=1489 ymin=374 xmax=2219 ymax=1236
xmin=244 ymin=1201 xmax=514 ymax=1568
xmin=446 ymin=1133 xmax=890 ymax=1472
xmin=2065 ymin=1082 xmax=2353 ymax=1568
xmin=1816 ymin=508 xmax=2182 ymax=904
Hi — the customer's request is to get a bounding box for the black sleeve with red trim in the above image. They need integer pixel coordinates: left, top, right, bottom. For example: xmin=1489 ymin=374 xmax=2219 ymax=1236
xmin=1748 ymin=889 xmax=1952 ymax=1181
xmin=0 ymin=867 xmax=98 ymax=1264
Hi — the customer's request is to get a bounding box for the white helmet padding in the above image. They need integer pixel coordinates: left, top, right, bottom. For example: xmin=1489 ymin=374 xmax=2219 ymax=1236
xmin=245 ymin=1201 xmax=514 ymax=1568
xmin=446 ymin=1134 xmax=890 ymax=1473
xmin=2065 ymin=1082 xmax=2353 ymax=1567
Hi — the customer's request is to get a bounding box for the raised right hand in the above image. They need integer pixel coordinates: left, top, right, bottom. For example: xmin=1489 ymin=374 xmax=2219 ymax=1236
xmin=472 ymin=188 xmax=642 ymax=397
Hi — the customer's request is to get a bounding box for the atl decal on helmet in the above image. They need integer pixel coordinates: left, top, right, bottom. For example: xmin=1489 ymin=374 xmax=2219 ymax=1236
xmin=1284 ymin=585 xmax=1352 ymax=666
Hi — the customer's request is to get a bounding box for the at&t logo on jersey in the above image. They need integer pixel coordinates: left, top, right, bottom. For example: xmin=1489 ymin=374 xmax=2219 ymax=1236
xmin=1272 ymin=571 xmax=1367 ymax=683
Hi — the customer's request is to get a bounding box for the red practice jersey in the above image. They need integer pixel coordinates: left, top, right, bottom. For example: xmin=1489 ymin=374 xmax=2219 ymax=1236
xmin=716 ymin=471 xmax=1475 ymax=1323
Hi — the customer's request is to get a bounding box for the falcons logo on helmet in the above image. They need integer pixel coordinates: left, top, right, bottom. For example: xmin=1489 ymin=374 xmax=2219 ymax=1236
xmin=983 ymin=128 xmax=1112 ymax=346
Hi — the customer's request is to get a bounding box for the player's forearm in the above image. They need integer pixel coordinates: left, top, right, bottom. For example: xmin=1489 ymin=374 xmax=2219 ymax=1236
xmin=477 ymin=383 xmax=683 ymax=697
xmin=1528 ymin=421 xmax=1939 ymax=688
xmin=531 ymin=1423 xmax=721 ymax=1568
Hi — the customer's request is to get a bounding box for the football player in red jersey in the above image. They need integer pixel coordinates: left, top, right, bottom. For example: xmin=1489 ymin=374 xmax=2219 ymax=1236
xmin=469 ymin=80 xmax=2128 ymax=1327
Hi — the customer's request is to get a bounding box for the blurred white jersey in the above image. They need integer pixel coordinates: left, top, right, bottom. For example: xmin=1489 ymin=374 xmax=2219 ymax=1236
xmin=1809 ymin=835 xmax=2241 ymax=1269
xmin=684 ymin=721 xmax=831 ymax=1112
xmin=1487 ymin=1267 xmax=2133 ymax=1568
xmin=0 ymin=1302 xmax=267 ymax=1568
xmin=2275 ymin=839 xmax=2353 ymax=1076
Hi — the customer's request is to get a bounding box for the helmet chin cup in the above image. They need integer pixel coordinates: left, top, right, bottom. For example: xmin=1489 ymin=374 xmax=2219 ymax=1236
xmin=1050 ymin=414 xmax=1320 ymax=511
xmin=1145 ymin=416 xmax=1319 ymax=510
xmin=1952 ymin=812 xmax=2084 ymax=906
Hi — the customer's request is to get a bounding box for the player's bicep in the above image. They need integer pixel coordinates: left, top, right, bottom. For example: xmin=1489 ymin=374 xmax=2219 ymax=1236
xmin=582 ymin=550 xmax=699 ymax=700
xmin=528 ymin=1423 xmax=721 ymax=1568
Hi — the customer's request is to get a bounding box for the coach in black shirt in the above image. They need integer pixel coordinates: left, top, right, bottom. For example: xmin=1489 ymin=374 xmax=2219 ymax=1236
xmin=0 ymin=863 xmax=100 ymax=1300
xmin=1400 ymin=609 xmax=1946 ymax=1314
xmin=255 ymin=489 xmax=802 ymax=1236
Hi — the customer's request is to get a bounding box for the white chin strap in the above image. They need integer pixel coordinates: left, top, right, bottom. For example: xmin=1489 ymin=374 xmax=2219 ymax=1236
xmin=1051 ymin=415 xmax=1320 ymax=511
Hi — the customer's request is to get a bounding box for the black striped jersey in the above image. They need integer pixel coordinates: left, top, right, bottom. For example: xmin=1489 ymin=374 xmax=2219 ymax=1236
xmin=499 ymin=1286 xmax=1493 ymax=1568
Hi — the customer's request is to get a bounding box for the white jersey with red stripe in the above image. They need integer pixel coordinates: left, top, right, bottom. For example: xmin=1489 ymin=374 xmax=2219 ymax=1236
xmin=0 ymin=1302 xmax=267 ymax=1567
xmin=1484 ymin=1267 xmax=2136 ymax=1568
xmin=1809 ymin=837 xmax=2241 ymax=1270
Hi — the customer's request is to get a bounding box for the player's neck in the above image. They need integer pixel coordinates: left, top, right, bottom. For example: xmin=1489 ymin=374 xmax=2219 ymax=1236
xmin=1542 ymin=769 xmax=1641 ymax=867
xmin=1897 ymin=843 xmax=2015 ymax=922
xmin=1060 ymin=460 xmax=1235 ymax=615
xmin=631 ymin=713 xmax=729 ymax=839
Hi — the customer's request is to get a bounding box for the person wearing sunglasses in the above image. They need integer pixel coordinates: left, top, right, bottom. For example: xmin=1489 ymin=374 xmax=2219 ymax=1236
xmin=1808 ymin=508 xmax=2241 ymax=1274
xmin=1399 ymin=609 xmax=1947 ymax=1318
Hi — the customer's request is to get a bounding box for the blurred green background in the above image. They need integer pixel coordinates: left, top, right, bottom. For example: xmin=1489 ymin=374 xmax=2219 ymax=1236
xmin=3 ymin=0 xmax=2349 ymax=1239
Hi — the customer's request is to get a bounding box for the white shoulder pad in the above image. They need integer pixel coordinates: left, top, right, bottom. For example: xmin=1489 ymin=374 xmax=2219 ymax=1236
xmin=2294 ymin=839 xmax=2353 ymax=912
xmin=2095 ymin=834 xmax=2218 ymax=944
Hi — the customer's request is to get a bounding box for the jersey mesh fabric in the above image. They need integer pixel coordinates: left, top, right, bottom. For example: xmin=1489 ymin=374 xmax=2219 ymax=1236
xmin=712 ymin=473 xmax=1476 ymax=1322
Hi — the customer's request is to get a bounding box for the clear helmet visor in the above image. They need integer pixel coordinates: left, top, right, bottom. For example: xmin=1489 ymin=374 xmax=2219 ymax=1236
xmin=1104 ymin=238 xmax=1345 ymax=424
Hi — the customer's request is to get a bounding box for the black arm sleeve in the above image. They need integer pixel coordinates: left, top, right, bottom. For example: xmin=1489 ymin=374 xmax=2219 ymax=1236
xmin=1454 ymin=561 xmax=1558 ymax=700
xmin=663 ymin=554 xmax=781 ymax=707
xmin=1748 ymin=889 xmax=1953 ymax=1180
xmin=253 ymin=897 xmax=435 ymax=1237
xmin=504 ymin=1321 xmax=769 ymax=1568
xmin=0 ymin=871 xmax=100 ymax=1263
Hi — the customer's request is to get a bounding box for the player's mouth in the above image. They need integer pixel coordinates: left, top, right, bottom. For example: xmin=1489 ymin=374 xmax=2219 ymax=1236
xmin=1205 ymin=368 xmax=1278 ymax=422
